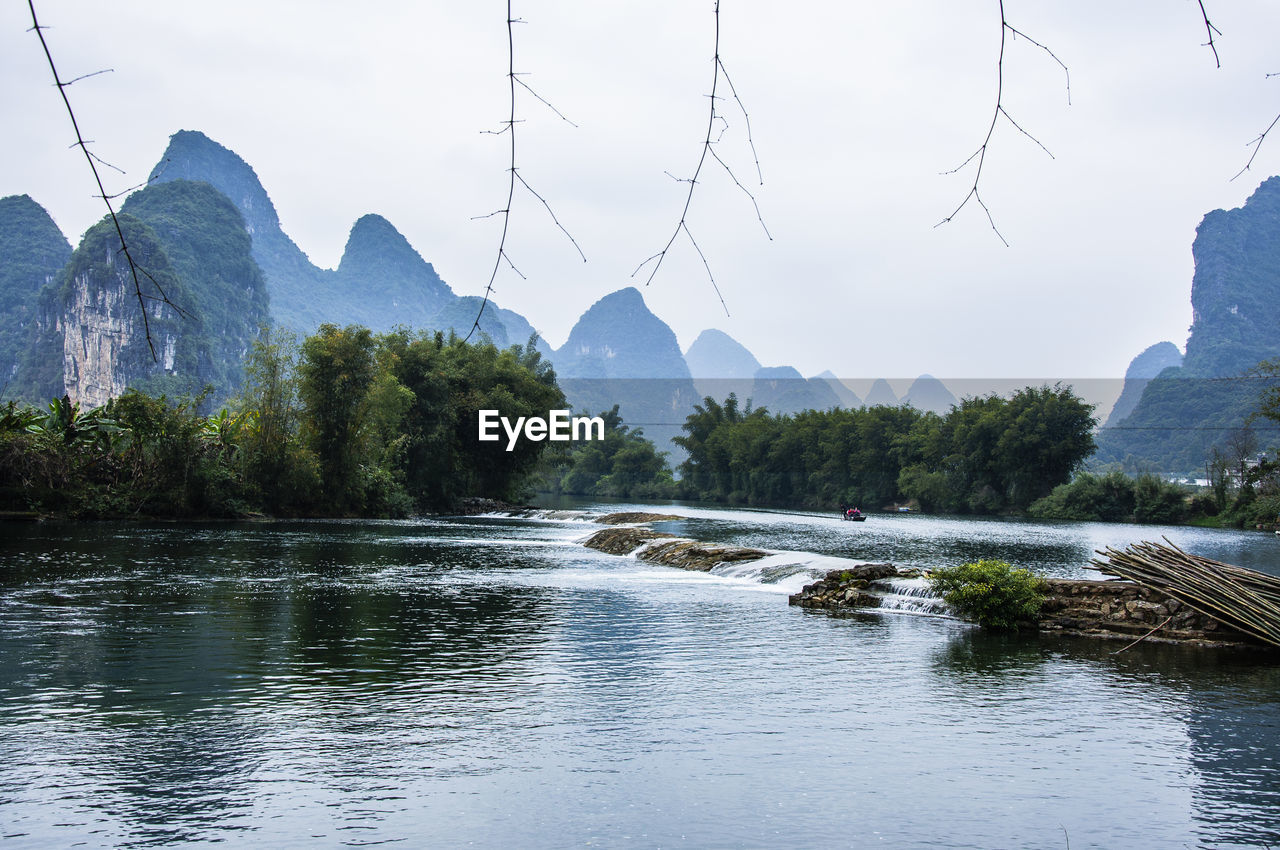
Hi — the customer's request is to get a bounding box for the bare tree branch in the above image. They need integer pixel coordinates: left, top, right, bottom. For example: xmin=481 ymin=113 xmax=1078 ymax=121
xmin=27 ymin=0 xmax=181 ymax=360
xmin=514 ymin=171 xmax=586 ymax=261
xmin=716 ymin=59 xmax=764 ymax=184
xmin=62 ymin=67 xmax=113 ymax=86
xmin=936 ymin=0 xmax=1067 ymax=246
xmin=467 ymin=1 xmax=582 ymax=344
xmin=633 ymin=0 xmax=769 ymax=312
xmin=514 ymin=75 xmax=578 ymax=127
xmin=1233 ymin=111 xmax=1280 ymax=182
xmin=1197 ymin=0 xmax=1222 ymax=69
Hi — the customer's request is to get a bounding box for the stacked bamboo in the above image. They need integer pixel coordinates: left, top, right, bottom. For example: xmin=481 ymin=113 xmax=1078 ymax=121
xmin=1091 ymin=540 xmax=1280 ymax=648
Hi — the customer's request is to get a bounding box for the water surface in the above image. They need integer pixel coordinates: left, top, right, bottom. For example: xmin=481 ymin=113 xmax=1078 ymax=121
xmin=1 ymin=508 xmax=1278 ymax=848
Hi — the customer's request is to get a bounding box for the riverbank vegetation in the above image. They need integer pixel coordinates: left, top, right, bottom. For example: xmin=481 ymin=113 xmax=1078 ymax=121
xmin=927 ymin=559 xmax=1049 ymax=631
xmin=0 ymin=325 xmax=564 ymax=518
xmin=673 ymin=385 xmax=1097 ymax=514
xmin=534 ymin=404 xmax=677 ymax=500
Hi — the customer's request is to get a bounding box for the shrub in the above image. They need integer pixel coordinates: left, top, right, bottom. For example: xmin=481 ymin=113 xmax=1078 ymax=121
xmin=1132 ymin=473 xmax=1190 ymax=525
xmin=928 ymin=559 xmax=1048 ymax=630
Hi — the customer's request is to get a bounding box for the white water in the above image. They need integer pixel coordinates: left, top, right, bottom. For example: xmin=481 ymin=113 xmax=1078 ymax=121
xmin=871 ymin=576 xmax=955 ymax=617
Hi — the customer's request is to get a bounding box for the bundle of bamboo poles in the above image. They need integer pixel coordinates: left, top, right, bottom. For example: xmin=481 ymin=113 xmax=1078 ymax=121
xmin=1091 ymin=539 xmax=1280 ymax=648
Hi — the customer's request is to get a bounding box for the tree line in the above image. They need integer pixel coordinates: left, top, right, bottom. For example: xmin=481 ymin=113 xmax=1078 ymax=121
xmin=0 ymin=325 xmax=566 ymax=518
xmin=672 ymin=385 xmax=1097 ymax=513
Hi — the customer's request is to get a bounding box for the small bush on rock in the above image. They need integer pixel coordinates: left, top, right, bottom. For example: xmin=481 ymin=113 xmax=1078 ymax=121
xmin=928 ymin=559 xmax=1047 ymax=630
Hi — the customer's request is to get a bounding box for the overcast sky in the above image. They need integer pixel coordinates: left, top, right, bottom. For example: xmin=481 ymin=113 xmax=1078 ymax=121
xmin=4 ymin=1 xmax=1279 ymax=397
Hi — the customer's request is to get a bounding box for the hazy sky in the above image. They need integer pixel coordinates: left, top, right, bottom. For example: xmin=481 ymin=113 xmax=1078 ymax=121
xmin=4 ymin=1 xmax=1279 ymax=389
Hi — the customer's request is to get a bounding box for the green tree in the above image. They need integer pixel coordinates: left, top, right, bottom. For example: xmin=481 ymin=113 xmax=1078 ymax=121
xmin=298 ymin=324 xmax=383 ymax=513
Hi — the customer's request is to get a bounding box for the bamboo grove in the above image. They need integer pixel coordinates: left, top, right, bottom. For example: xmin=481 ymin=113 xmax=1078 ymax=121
xmin=673 ymin=385 xmax=1097 ymax=512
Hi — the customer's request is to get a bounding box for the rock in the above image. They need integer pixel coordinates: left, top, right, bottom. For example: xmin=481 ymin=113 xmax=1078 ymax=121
xmin=596 ymin=512 xmax=685 ymax=525
xmin=638 ymin=540 xmax=770 ymax=572
xmin=583 ymin=526 xmax=677 ymax=555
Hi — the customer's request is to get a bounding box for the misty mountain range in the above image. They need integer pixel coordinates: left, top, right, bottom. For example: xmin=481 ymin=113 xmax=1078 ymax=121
xmin=10 ymin=129 xmax=1276 ymax=471
xmin=0 ymin=129 xmax=963 ymax=455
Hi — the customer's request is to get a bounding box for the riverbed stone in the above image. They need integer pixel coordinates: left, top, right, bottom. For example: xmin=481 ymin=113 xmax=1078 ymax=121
xmin=583 ymin=526 xmax=676 ymax=555
xmin=596 ymin=512 xmax=685 ymax=525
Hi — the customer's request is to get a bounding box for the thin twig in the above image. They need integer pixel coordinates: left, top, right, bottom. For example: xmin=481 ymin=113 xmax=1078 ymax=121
xmin=634 ymin=1 xmax=768 ymax=312
xmin=514 ymin=75 xmax=578 ymax=127
xmin=1196 ymin=0 xmax=1222 ymax=69
xmin=515 ymin=172 xmax=586 ymax=261
xmin=936 ymin=0 xmax=1067 ymax=247
xmin=467 ymin=2 xmax=582 ymax=343
xmin=682 ymin=222 xmax=729 ymax=316
xmin=467 ymin=4 xmax=519 ymax=343
xmin=1233 ymin=110 xmax=1280 ymax=182
xmin=27 ymin=0 xmax=179 ymax=358
xmin=1005 ymin=26 xmax=1070 ymax=105
xmin=716 ymin=59 xmax=764 ymax=184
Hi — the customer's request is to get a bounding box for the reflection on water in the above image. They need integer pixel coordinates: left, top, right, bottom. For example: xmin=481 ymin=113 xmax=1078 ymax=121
xmin=0 ymin=510 xmax=1278 ymax=848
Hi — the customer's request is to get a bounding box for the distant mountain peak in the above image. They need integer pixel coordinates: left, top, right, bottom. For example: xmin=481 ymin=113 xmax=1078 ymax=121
xmin=554 ymin=286 xmax=691 ymax=380
xmin=1101 ymin=341 xmax=1185 ymax=429
xmin=149 ymin=130 xmax=281 ymax=235
xmin=903 ymin=374 xmax=958 ymax=414
xmin=864 ymin=379 xmax=898 ymax=408
xmin=685 ymin=328 xmax=761 ymax=380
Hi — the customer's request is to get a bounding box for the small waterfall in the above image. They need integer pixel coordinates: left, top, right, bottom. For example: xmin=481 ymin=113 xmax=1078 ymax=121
xmin=868 ymin=577 xmax=953 ymax=617
xmin=477 ymin=508 xmax=599 ymax=522
xmin=710 ymin=553 xmax=862 ymax=595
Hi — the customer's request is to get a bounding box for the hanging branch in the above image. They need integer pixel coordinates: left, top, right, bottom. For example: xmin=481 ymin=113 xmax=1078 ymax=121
xmin=633 ymin=0 xmax=770 ymax=317
xmin=936 ymin=0 xmax=1069 ymax=246
xmin=467 ymin=1 xmax=583 ymax=344
xmin=26 ymin=0 xmax=184 ymax=359
xmin=1196 ymin=0 xmax=1222 ymax=69
xmin=1232 ymin=74 xmax=1280 ymax=182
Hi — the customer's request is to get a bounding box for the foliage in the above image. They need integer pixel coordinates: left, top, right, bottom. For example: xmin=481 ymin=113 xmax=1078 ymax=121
xmin=1092 ymin=372 xmax=1263 ymax=474
xmin=0 ymin=195 xmax=71 ymax=402
xmin=1132 ymin=473 xmax=1191 ymax=525
xmin=1030 ymin=469 xmax=1191 ymax=525
xmin=537 ymin=404 xmax=676 ymax=499
xmin=675 ymin=384 xmax=1095 ymax=513
xmin=121 ymin=180 xmax=271 ymax=406
xmin=927 ymin=560 xmax=1048 ymax=631
xmin=0 ymin=326 xmax=568 ymax=518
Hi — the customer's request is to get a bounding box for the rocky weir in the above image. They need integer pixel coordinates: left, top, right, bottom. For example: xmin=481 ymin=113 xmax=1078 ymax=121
xmin=582 ymin=513 xmax=1265 ymax=649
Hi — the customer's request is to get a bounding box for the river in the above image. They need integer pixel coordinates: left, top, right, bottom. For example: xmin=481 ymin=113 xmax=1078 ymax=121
xmin=1 ymin=503 xmax=1278 ymax=848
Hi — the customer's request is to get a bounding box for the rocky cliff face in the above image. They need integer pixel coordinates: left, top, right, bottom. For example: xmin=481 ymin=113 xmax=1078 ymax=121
xmin=119 ymin=179 xmax=271 ymax=403
xmin=1092 ymin=177 xmax=1280 ymax=470
xmin=1182 ymin=176 xmax=1280 ymax=378
xmin=60 ymin=216 xmax=190 ymax=408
